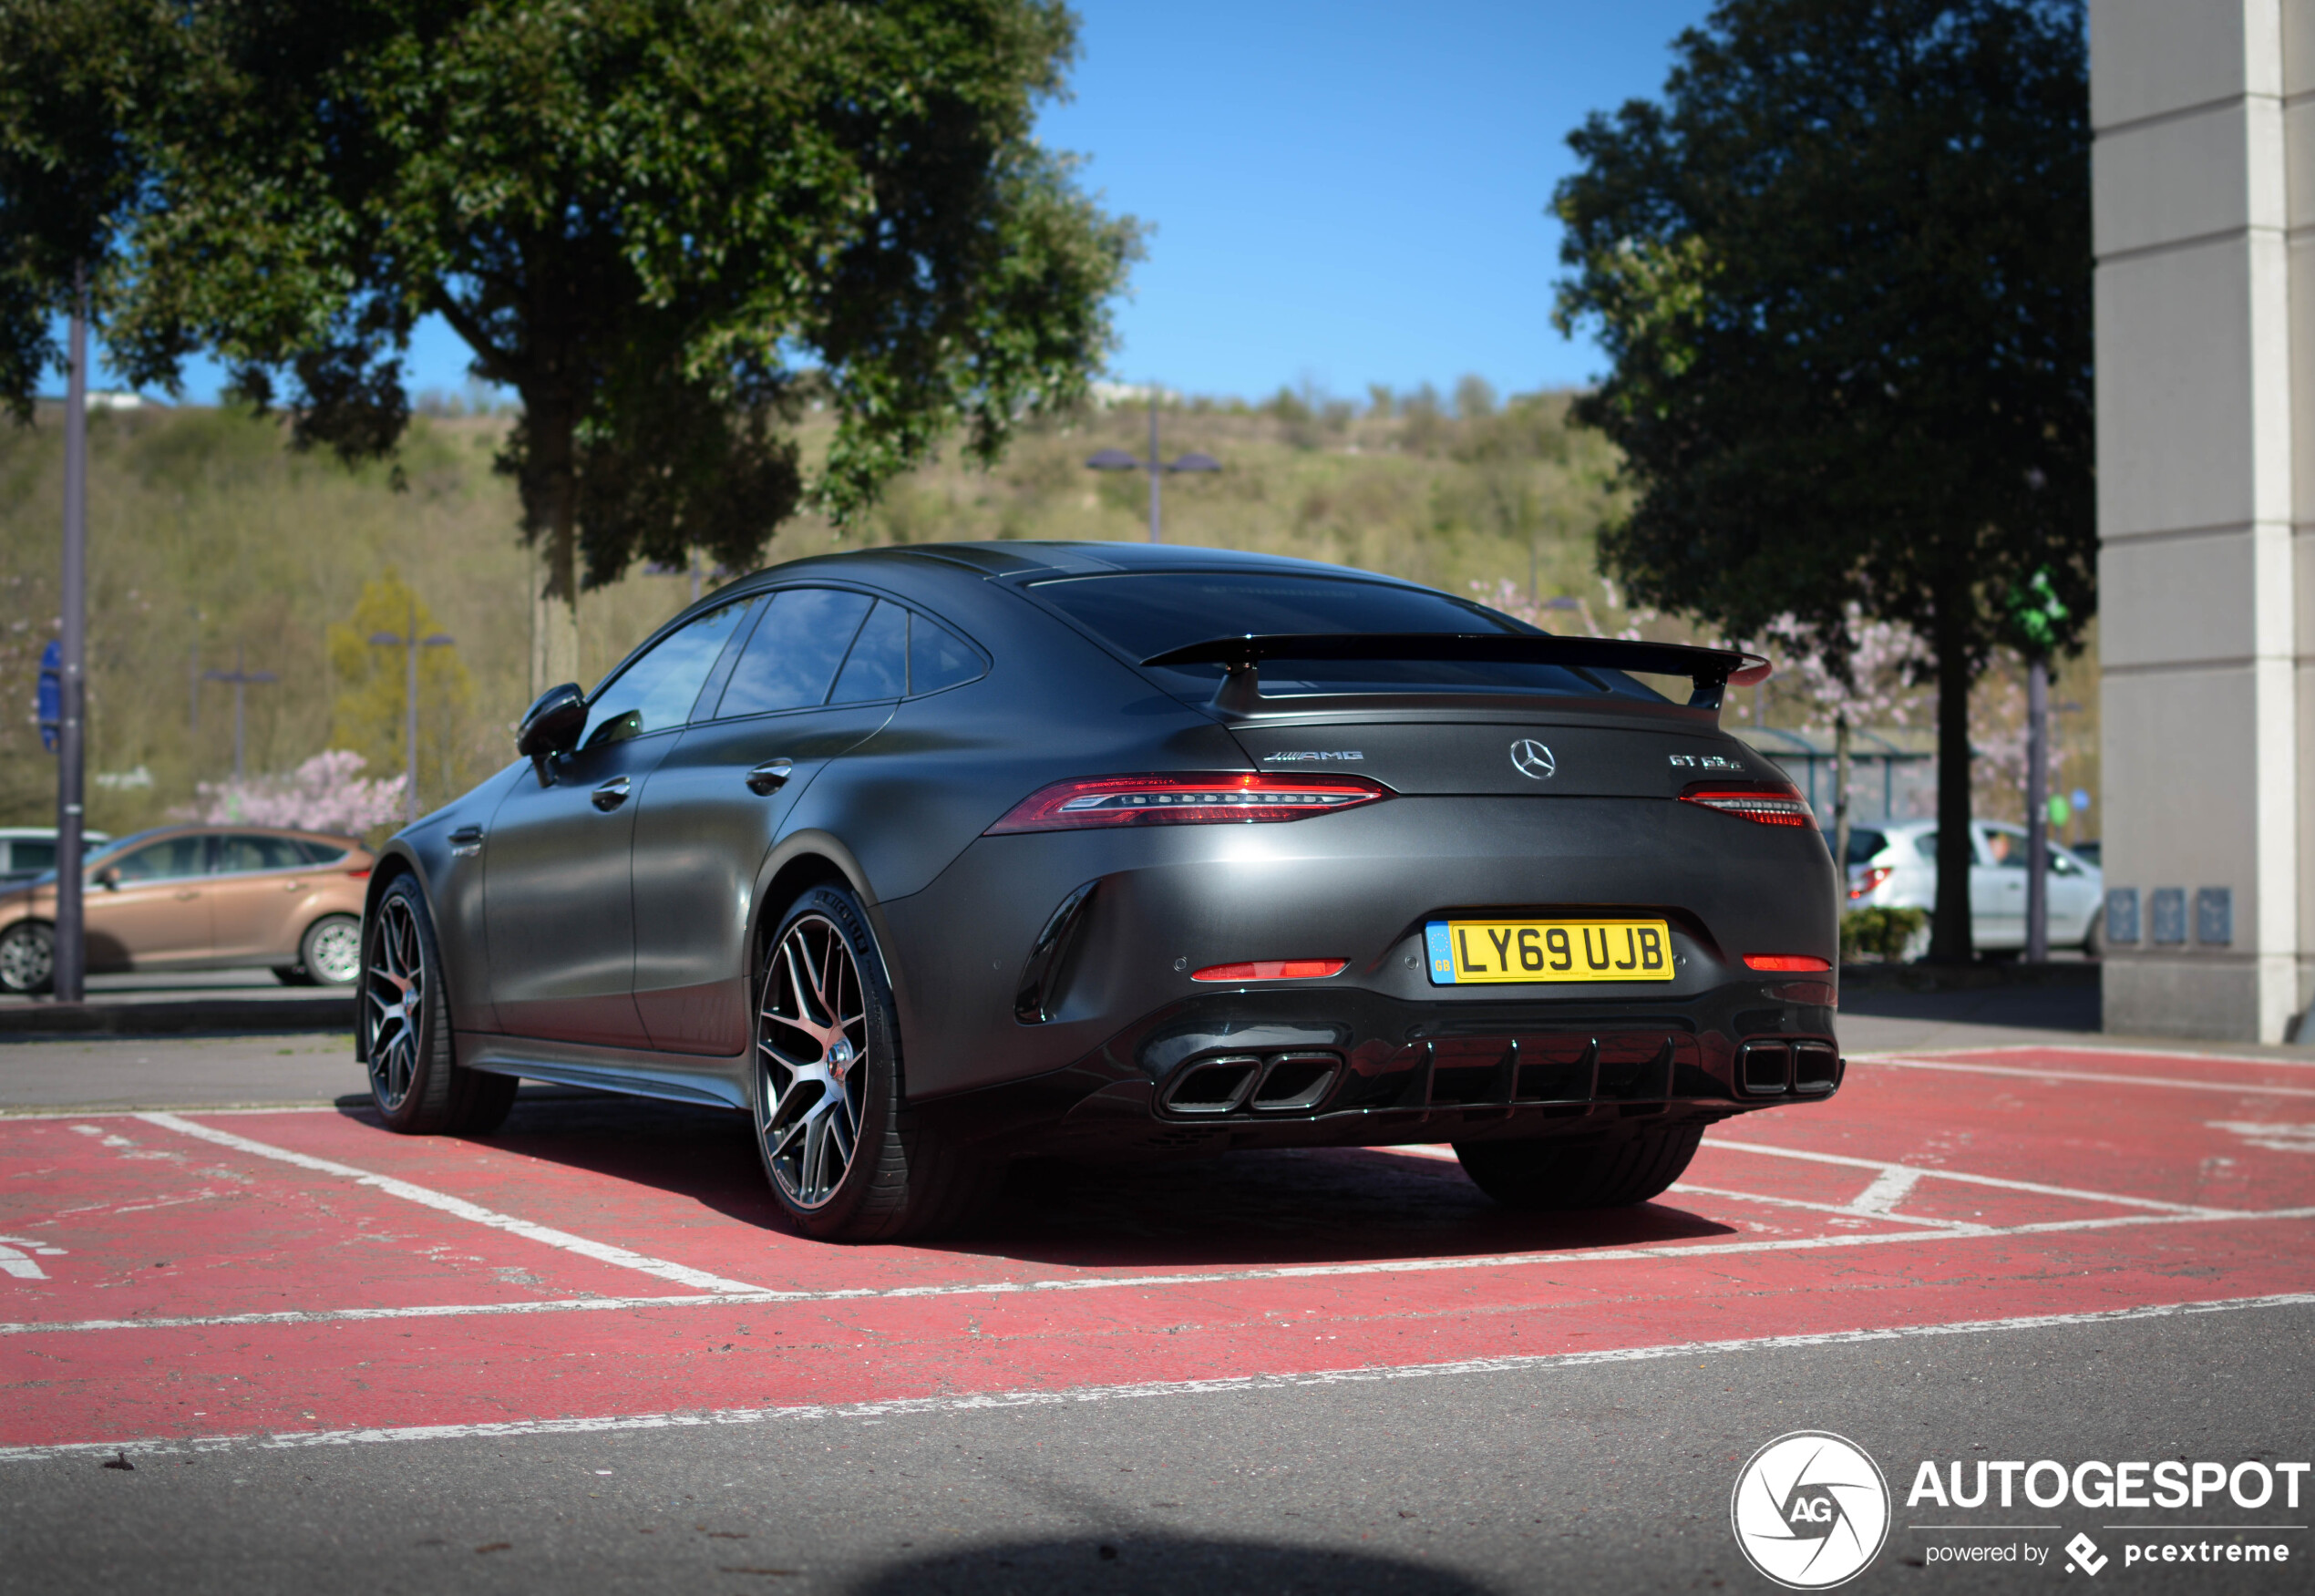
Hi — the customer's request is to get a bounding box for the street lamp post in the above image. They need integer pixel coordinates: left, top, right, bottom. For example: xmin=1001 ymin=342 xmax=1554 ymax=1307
xmin=1085 ymin=388 xmax=1220 ymax=541
xmin=54 ymin=265 xmax=89 ymax=1004
xmin=202 ymin=645 xmax=278 ymax=783
xmin=371 ymin=602 xmax=455 ymax=823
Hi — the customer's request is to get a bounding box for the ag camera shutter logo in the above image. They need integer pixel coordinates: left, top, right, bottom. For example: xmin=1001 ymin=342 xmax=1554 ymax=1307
xmin=1730 ymin=1431 xmax=1891 ymax=1589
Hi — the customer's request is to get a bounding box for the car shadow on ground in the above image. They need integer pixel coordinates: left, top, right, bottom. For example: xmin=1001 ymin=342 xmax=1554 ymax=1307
xmin=333 ymin=1087 xmax=1734 ymax=1269
xmin=842 ymin=1535 xmax=1493 ymax=1595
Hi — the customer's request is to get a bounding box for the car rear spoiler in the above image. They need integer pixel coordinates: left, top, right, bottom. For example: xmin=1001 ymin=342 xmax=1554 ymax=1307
xmin=1139 ymin=633 xmax=1774 ymax=715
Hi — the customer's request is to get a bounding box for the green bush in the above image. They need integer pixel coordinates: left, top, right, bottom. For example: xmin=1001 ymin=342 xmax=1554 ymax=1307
xmin=1842 ymin=906 xmax=1929 ymax=963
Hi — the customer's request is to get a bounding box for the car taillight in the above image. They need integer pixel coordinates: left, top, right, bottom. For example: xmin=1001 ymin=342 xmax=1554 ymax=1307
xmin=1847 ymin=865 xmax=1893 ymax=901
xmin=347 ymin=868 xmax=371 ymax=879
xmin=1190 ymin=959 xmax=1347 ymax=983
xmin=1679 ymin=783 xmax=1816 ymax=828
xmin=1744 ymin=954 xmax=1832 ymax=972
xmin=985 ymin=773 xmax=1391 ymax=835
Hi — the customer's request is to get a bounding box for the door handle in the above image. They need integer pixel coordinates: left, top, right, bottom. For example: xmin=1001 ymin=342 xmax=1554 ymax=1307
xmin=592 ymin=777 xmax=632 ymax=811
xmin=746 ymin=759 xmax=794 ymax=796
xmin=448 ymin=826 xmax=484 ymax=858
xmin=283 ymin=880 xmax=306 ymax=891
xmin=174 ymin=889 xmax=200 ymax=901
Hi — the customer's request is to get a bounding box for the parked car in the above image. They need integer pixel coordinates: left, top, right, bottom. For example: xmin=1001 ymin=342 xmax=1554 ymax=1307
xmin=357 ymin=541 xmax=1843 ymax=1242
xmin=1843 ymin=818 xmax=2103 ymax=952
xmin=0 ymin=825 xmax=373 ymax=994
xmin=0 ymin=827 xmax=111 ymax=888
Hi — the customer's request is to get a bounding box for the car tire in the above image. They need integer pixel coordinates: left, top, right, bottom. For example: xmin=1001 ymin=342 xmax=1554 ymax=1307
xmin=1453 ymin=1123 xmax=1703 ymax=1210
xmin=362 ymin=876 xmax=517 ymax=1137
xmin=0 ymin=920 xmax=56 ymax=995
xmin=2082 ymin=909 xmax=2104 ymax=958
xmin=751 ymin=882 xmax=995 ymax=1242
xmin=299 ymin=912 xmax=363 ymax=986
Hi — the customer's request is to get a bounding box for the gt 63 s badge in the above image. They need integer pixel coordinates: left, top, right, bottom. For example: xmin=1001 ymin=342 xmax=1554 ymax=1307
xmin=1730 ymin=1431 xmax=1891 ymax=1590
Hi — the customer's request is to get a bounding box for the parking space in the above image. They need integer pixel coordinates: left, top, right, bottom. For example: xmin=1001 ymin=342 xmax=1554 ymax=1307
xmin=5 ymin=1041 xmax=2310 ymax=1466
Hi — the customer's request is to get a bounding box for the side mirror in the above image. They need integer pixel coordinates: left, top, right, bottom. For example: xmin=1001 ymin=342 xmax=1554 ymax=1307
xmin=516 ymin=683 xmax=587 ymax=786
xmin=97 ymin=867 xmax=120 ymax=891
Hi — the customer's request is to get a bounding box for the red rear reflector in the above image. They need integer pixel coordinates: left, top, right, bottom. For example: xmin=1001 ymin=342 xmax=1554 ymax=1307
xmin=1744 ymin=954 xmax=1831 ymax=972
xmin=1679 ymin=784 xmax=1816 ymax=828
xmin=347 ymin=869 xmax=371 ymax=879
xmin=1190 ymin=959 xmax=1348 ymax=983
xmin=986 ymin=773 xmax=1390 ymax=834
xmin=1847 ymin=865 xmax=1893 ymax=901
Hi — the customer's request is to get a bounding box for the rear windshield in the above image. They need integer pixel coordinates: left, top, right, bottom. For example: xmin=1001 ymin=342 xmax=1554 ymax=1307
xmin=1029 ymin=572 xmax=1665 ymax=701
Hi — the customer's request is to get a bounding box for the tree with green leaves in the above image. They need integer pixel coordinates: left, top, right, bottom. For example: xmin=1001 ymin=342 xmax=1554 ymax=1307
xmin=1 ymin=0 xmax=1137 ymax=687
xmin=1550 ymin=0 xmax=2093 ymax=961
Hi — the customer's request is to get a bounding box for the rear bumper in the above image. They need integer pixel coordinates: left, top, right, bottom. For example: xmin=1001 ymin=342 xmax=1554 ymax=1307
xmin=878 ymin=794 xmax=1839 ymax=1103
xmin=919 ymin=978 xmax=1841 ymax=1159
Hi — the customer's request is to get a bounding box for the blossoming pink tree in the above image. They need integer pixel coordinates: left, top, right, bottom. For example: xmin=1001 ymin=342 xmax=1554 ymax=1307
xmin=188 ymin=751 xmax=406 ymax=836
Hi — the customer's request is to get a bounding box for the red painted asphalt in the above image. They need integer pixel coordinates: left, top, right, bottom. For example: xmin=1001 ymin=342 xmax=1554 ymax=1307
xmin=4 ymin=1045 xmax=2311 ymax=1452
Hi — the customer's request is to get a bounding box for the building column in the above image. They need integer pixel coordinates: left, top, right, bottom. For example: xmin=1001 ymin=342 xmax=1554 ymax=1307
xmin=2092 ymin=0 xmax=2307 ymax=1041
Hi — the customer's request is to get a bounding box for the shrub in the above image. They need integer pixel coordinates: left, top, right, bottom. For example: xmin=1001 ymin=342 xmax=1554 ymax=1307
xmin=1842 ymin=906 xmax=1929 ymax=963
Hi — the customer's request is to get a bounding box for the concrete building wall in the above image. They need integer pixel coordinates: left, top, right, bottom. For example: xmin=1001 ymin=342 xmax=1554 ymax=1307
xmin=2093 ymin=0 xmax=2311 ymax=1041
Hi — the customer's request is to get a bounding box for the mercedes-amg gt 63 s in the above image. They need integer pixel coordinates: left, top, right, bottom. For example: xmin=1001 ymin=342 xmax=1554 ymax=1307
xmin=361 ymin=542 xmax=1839 ymax=1241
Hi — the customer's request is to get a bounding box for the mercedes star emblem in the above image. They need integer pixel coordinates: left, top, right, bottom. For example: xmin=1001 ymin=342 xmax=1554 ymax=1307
xmin=1509 ymin=739 xmax=1557 ymax=780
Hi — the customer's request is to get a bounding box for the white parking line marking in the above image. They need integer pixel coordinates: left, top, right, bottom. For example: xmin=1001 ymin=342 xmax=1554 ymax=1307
xmin=6 ymin=1291 xmax=2311 ymax=1466
xmin=1709 ymin=1138 xmax=2230 ymax=1214
xmin=1848 ymin=1165 xmax=1923 ymax=1216
xmin=9 ymin=1200 xmax=2310 ymax=1338
xmin=136 ymin=1112 xmax=767 ymax=1297
xmin=1879 ymin=1043 xmax=2315 ymax=1072
xmin=1858 ymin=1056 xmax=2315 ymax=1099
xmin=1669 ymin=1182 xmax=1985 ymax=1231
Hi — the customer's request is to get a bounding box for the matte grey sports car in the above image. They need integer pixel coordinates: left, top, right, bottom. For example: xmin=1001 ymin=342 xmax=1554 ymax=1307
xmin=361 ymin=541 xmax=1840 ymax=1241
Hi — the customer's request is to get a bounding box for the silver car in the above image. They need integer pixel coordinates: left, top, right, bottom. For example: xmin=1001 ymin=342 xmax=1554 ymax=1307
xmin=1845 ymin=818 xmax=2104 ymax=953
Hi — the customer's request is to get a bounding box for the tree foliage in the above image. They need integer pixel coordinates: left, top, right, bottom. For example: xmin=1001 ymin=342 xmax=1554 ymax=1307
xmin=1550 ymin=0 xmax=2092 ymax=957
xmin=0 ymin=0 xmax=1140 ymax=600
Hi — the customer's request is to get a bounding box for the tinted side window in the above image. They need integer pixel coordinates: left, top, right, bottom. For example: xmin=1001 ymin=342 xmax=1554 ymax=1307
xmin=217 ymin=835 xmax=303 ymax=874
xmin=829 ymin=602 xmax=909 ymax=704
xmin=910 ymin=613 xmax=985 ymax=695
xmin=1916 ymin=832 xmax=1939 ymax=862
xmin=9 ymin=840 xmax=55 ymax=872
xmin=113 ymin=837 xmax=207 ymax=881
xmin=716 ymin=589 xmax=874 ymax=717
xmin=1844 ymin=828 xmax=1887 ymax=866
xmin=295 ymin=839 xmax=350 ymax=865
xmin=581 ymin=599 xmax=752 ymax=749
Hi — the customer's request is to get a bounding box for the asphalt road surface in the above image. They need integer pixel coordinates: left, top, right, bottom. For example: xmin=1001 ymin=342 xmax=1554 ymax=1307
xmin=5 ymin=1007 xmax=2311 ymax=1595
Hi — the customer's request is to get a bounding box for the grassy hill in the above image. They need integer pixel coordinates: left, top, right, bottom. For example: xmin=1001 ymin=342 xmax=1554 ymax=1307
xmin=0 ymin=387 xmax=1630 ymax=833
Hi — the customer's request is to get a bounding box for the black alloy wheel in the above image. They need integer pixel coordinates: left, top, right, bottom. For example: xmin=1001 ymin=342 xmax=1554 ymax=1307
xmin=363 ymin=878 xmax=516 ymax=1136
xmin=752 ymin=883 xmax=993 ymax=1241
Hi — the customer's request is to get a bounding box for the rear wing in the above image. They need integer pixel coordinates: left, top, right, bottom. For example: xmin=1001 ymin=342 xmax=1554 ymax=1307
xmin=1140 ymin=633 xmax=1774 ymax=715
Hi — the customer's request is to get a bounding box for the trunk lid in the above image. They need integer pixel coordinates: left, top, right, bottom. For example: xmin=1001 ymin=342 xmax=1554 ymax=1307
xmin=1229 ymin=715 xmax=1787 ymax=798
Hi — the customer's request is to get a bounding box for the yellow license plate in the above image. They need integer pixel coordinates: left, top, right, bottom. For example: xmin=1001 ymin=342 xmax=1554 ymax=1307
xmin=1424 ymin=919 xmax=1675 ymax=984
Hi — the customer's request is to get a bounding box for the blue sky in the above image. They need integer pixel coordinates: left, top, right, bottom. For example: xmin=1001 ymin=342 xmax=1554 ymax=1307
xmin=84 ymin=0 xmax=1714 ymax=407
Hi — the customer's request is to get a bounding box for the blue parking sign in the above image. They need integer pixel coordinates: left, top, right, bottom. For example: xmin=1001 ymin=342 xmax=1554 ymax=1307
xmin=36 ymin=639 xmax=59 ymax=753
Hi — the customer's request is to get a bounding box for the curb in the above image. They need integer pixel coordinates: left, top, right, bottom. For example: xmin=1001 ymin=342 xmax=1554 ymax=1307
xmin=0 ymin=995 xmax=354 ymax=1038
xmin=1839 ymin=961 xmax=2101 ymax=995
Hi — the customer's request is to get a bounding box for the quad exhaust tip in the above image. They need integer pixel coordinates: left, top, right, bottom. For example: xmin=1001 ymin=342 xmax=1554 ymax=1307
xmin=1161 ymin=1051 xmax=1343 ymax=1116
xmin=1736 ymin=1038 xmax=1841 ymax=1097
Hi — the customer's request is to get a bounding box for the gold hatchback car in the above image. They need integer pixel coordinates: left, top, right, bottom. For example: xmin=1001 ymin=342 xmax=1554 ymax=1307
xmin=0 ymin=825 xmax=374 ymax=994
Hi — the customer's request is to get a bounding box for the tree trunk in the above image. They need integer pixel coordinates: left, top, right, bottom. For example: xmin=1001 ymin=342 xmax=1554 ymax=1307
xmin=1833 ymin=711 xmax=1852 ymax=922
xmin=1930 ymin=580 xmax=1976 ymax=963
xmin=522 ymin=394 xmax=583 ymax=697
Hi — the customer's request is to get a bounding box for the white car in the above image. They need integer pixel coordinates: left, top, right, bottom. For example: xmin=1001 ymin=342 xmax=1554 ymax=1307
xmin=1844 ymin=818 xmax=2104 ymax=953
xmin=0 ymin=827 xmax=111 ymax=889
